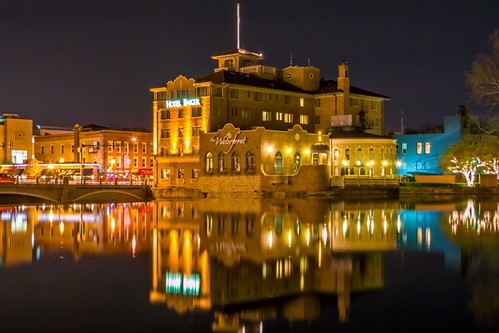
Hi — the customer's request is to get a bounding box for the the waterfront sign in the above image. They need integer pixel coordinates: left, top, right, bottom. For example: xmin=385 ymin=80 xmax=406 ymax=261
xmin=166 ymin=98 xmax=201 ymax=108
xmin=210 ymin=131 xmax=247 ymax=153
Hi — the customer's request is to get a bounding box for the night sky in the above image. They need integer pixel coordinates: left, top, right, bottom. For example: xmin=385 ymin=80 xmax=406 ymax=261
xmin=0 ymin=0 xmax=497 ymax=132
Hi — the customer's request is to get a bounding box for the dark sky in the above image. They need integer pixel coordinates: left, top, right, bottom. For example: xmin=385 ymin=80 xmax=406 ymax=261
xmin=0 ymin=0 xmax=497 ymax=132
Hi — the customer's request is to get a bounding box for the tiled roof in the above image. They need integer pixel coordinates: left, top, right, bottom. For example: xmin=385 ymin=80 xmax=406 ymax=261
xmin=317 ymin=79 xmax=389 ymax=99
xmin=196 ymin=72 xmax=389 ymax=99
xmin=196 ymin=71 xmax=308 ymax=93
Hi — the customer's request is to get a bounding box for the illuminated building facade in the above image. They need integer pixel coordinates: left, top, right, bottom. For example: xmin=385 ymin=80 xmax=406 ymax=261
xmin=33 ymin=124 xmax=153 ymax=181
xmin=151 ymin=48 xmax=390 ymax=190
xmin=0 ymin=113 xmax=32 ymax=164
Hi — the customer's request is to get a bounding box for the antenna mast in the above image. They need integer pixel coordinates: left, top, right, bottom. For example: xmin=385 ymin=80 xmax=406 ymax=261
xmin=237 ymin=3 xmax=240 ymax=49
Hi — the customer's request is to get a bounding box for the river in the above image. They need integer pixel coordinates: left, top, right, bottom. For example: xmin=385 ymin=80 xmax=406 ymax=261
xmin=0 ymin=197 xmax=497 ymax=332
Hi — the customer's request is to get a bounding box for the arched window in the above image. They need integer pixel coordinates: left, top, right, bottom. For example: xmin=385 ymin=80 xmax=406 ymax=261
xmin=345 ymin=148 xmax=350 ymax=160
xmin=205 ymin=152 xmax=213 ymax=173
xmin=357 ymin=148 xmax=363 ymax=162
xmin=246 ymin=151 xmax=255 ymax=174
xmin=274 ymin=151 xmax=283 ymax=173
xmin=232 ymin=152 xmax=240 ymax=173
xmin=312 ymin=153 xmax=319 ymax=165
xmin=218 ymin=152 xmax=226 ymax=173
xmin=293 ymin=152 xmax=301 ymax=172
xmin=369 ymin=148 xmax=374 ymax=161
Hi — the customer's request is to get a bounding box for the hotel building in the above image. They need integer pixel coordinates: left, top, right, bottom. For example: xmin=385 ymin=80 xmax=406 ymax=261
xmin=151 ymin=48 xmax=393 ymax=193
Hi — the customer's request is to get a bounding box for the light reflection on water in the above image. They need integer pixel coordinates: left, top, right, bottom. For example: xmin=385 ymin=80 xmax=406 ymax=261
xmin=0 ymin=198 xmax=498 ymax=332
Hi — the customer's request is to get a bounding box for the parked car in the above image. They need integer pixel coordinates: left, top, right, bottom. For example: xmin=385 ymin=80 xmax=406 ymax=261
xmin=0 ymin=173 xmax=16 ymax=184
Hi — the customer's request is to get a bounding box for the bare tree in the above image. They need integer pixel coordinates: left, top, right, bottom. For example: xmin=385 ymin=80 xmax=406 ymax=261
xmin=465 ymin=30 xmax=499 ymax=134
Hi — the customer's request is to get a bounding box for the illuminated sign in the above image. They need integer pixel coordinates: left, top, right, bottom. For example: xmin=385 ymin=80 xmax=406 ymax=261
xmin=165 ymin=272 xmax=200 ymax=296
xmin=166 ymin=98 xmax=201 ymax=108
xmin=210 ymin=131 xmax=247 ymax=154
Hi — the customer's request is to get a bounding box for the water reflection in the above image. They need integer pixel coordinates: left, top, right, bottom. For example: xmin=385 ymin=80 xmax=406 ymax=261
xmin=150 ymin=199 xmax=400 ymax=331
xmin=0 ymin=202 xmax=152 ymax=267
xmin=1 ymin=198 xmax=498 ymax=332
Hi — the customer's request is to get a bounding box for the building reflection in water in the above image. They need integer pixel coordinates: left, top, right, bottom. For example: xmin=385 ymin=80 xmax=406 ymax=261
xmin=0 ymin=202 xmax=153 ymax=266
xmin=149 ymin=199 xmax=401 ymax=332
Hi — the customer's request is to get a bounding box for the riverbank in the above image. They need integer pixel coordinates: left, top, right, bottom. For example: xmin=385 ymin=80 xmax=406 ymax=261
xmin=151 ymin=184 xmax=499 ymax=200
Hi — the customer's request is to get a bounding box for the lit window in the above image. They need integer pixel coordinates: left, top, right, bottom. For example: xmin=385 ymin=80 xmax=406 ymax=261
xmin=299 ymin=115 xmax=308 ymax=124
xmin=299 ymin=98 xmax=304 ymax=107
xmin=402 ymin=143 xmax=407 ymax=154
xmin=425 ymin=142 xmax=431 ymax=154
xmin=262 ymin=111 xmax=272 ymax=121
xmin=417 ymin=142 xmax=423 ymax=154
xmin=284 ymin=113 xmax=293 ymax=123
xmin=276 ymin=112 xmax=283 ymax=121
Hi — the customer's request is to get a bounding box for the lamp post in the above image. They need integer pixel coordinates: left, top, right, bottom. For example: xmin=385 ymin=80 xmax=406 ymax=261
xmin=58 ymin=157 xmax=64 ymax=184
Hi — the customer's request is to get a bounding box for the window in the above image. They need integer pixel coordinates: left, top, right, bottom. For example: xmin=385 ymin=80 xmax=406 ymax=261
xmin=160 ymin=148 xmax=168 ymax=157
xmin=315 ymin=99 xmax=321 ymax=107
xmin=61 ymin=145 xmax=64 ymax=154
xmin=246 ymin=151 xmax=255 ymax=173
xmin=212 ymin=86 xmax=222 ymax=97
xmin=312 ymin=153 xmax=319 ymax=165
xmin=161 ymin=169 xmax=170 ymax=179
xmin=192 ymin=127 xmax=201 ymax=136
xmin=402 ymin=143 xmax=407 ymax=154
xmin=293 ymin=152 xmax=301 ymax=172
xmin=192 ymin=107 xmax=201 ymax=117
xmin=124 ymin=143 xmax=128 ymax=153
xmin=50 ymin=145 xmax=54 ymax=154
xmin=205 ymin=152 xmax=213 ymax=173
xmin=274 ymin=152 xmax=283 ymax=173
xmin=178 ymin=109 xmax=184 ymax=118
xmin=192 ymin=169 xmax=199 ymax=179
xmin=156 ymin=91 xmax=166 ymax=101
xmin=133 ymin=157 xmax=138 ymax=168
xmin=178 ymin=169 xmax=184 ymax=179
xmin=41 ymin=146 xmax=44 ymax=154
xmin=196 ymin=87 xmax=207 ymax=97
xmin=116 ymin=142 xmax=121 ymax=153
xmin=161 ymin=128 xmax=170 ymax=138
xmin=299 ymin=115 xmax=308 ymax=124
xmin=134 ymin=143 xmax=138 ymax=153
xmin=262 ymin=111 xmax=272 ymax=121
xmin=241 ymin=109 xmax=250 ymax=119
xmin=284 ymin=95 xmax=292 ymax=105
xmin=357 ymin=148 xmax=363 ymax=161
xmin=299 ymin=98 xmax=304 ymax=107
xmin=381 ymin=148 xmax=385 ymax=161
xmin=425 ymin=142 xmax=431 ymax=154
xmin=229 ymin=88 xmax=239 ymax=99
xmin=71 ymin=144 xmax=74 ymax=153
xmin=218 ymin=152 xmax=226 ymax=173
xmin=178 ymin=128 xmax=184 ymax=137
xmin=231 ymin=107 xmax=238 ymax=116
xmin=346 ymin=149 xmax=350 ymax=160
xmin=141 ymin=157 xmax=147 ymax=168
xmin=371 ymin=101 xmax=379 ymax=110
xmin=254 ymin=92 xmax=262 ymax=101
xmin=276 ymin=112 xmax=283 ymax=121
xmin=315 ymin=115 xmax=320 ymax=124
xmin=417 ymin=142 xmax=423 ymax=154
xmin=232 ymin=152 xmax=240 ymax=173
xmin=369 ymin=148 xmax=374 ymax=160
xmin=349 ymin=98 xmax=359 ymax=106
xmin=161 ymin=110 xmax=170 ymax=119
xmin=142 ymin=143 xmax=147 ymax=153
xmin=334 ymin=149 xmax=339 ymax=160
xmin=108 ymin=141 xmax=114 ymax=152
xmin=284 ymin=113 xmax=293 ymax=123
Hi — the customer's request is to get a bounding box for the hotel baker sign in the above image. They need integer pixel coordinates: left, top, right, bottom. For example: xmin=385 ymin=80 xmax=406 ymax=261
xmin=210 ymin=131 xmax=247 ymax=154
